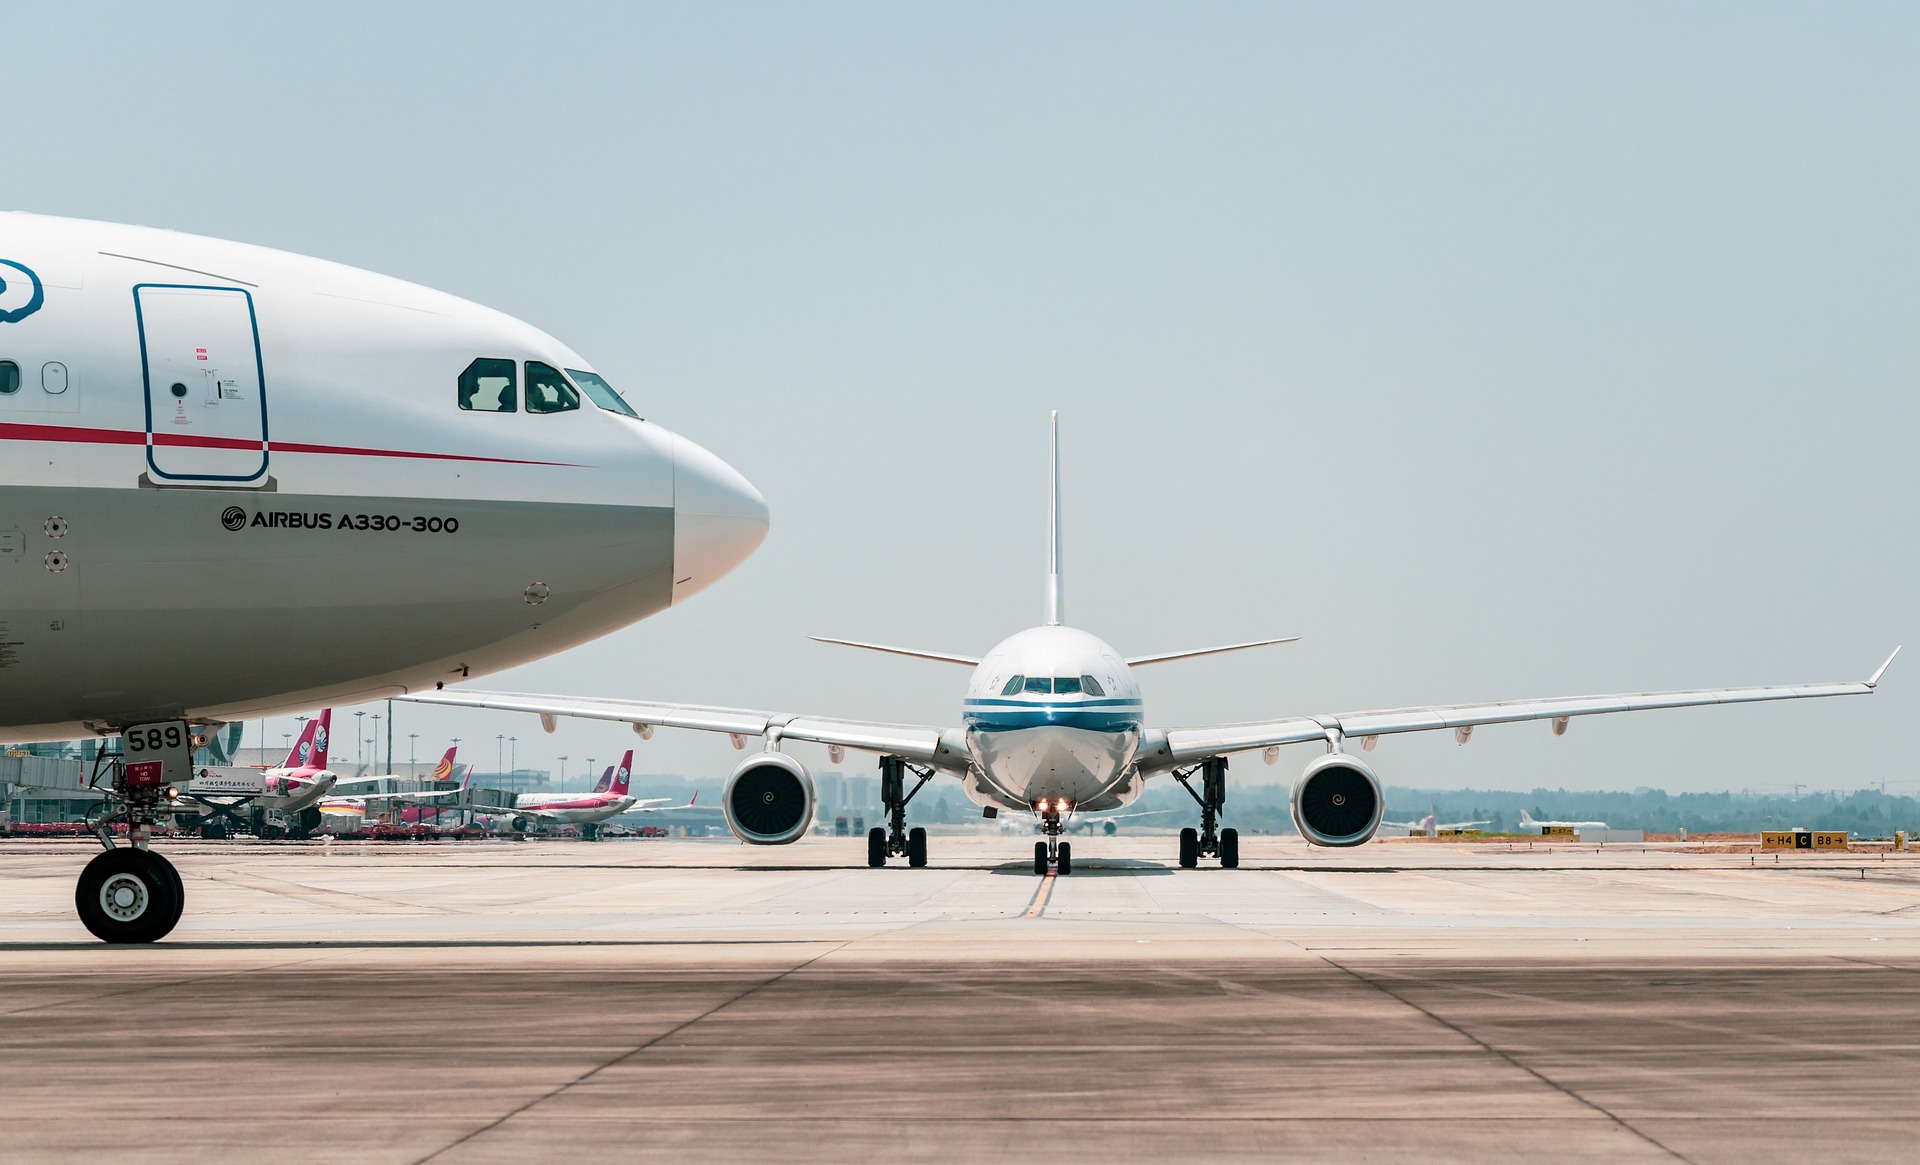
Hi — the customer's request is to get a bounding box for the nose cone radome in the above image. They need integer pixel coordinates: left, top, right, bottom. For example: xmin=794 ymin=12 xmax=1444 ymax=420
xmin=671 ymin=435 xmax=769 ymax=605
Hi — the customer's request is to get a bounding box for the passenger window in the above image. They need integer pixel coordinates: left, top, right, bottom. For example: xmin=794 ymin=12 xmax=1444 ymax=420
xmin=568 ymin=368 xmax=640 ymax=419
xmin=0 ymin=361 xmax=16 ymax=395
xmin=1081 ymin=675 xmax=1105 ymax=697
xmin=1023 ymin=677 xmax=1051 ymax=694
xmin=1053 ymin=677 xmax=1082 ymax=695
xmin=458 ymin=358 xmax=516 ymax=412
xmin=1001 ymin=675 xmax=1025 ymax=696
xmin=525 ymin=361 xmax=581 ymax=414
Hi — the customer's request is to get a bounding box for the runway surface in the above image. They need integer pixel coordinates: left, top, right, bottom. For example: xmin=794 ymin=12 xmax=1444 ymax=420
xmin=6 ymin=833 xmax=1920 ymax=1163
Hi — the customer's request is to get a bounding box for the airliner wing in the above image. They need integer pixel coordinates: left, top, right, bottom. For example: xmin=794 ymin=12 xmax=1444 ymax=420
xmin=1150 ymin=649 xmax=1898 ymax=769
xmin=402 ymin=690 xmax=962 ymax=770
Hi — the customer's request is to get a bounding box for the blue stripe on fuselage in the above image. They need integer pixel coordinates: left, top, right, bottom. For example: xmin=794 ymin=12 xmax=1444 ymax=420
xmin=964 ymin=706 xmax=1143 ymax=732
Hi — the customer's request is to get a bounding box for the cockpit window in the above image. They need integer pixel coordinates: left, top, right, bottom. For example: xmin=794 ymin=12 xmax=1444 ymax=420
xmin=1052 ymin=676 xmax=1082 ymax=694
xmin=458 ymin=358 xmax=516 ymax=412
xmin=1023 ymin=677 xmax=1051 ymax=694
xmin=1000 ymin=675 xmax=1025 ymax=696
xmin=568 ymin=369 xmax=640 ymax=419
xmin=1080 ymin=675 xmax=1105 ymax=697
xmin=525 ymin=362 xmax=581 ymax=414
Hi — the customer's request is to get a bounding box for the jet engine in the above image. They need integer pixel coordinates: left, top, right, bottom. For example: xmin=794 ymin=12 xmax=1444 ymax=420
xmin=723 ymin=752 xmax=815 ymax=845
xmin=1289 ymin=753 xmax=1383 ymax=847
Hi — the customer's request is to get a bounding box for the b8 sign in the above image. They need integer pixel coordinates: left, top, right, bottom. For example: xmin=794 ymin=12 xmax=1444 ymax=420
xmin=121 ymin=720 xmax=192 ymax=788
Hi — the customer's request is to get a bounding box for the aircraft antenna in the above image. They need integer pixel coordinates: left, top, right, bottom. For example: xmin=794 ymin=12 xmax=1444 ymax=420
xmin=1046 ymin=411 xmax=1063 ymax=626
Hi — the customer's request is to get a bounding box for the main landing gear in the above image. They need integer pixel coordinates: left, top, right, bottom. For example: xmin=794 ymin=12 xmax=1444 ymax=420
xmin=866 ymin=755 xmax=932 ymax=868
xmin=1033 ymin=801 xmax=1072 ymax=876
xmin=76 ymin=752 xmax=184 ymax=943
xmin=1173 ymin=756 xmax=1238 ymax=870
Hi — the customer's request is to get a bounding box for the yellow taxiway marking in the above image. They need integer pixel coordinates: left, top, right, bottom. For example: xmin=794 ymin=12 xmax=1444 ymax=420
xmin=1024 ymin=873 xmax=1057 ymax=918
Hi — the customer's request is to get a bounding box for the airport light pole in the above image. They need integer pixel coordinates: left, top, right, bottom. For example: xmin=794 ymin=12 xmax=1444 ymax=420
xmin=355 ymin=711 xmax=366 ymax=765
xmin=509 ymin=736 xmax=517 ymax=774
xmin=558 ymin=756 xmax=567 ymax=788
xmin=371 ymin=714 xmax=382 ymax=771
xmin=585 ymin=758 xmax=594 ymax=798
xmin=408 ymin=733 xmax=418 ymax=772
xmin=496 ymin=735 xmax=504 ymax=780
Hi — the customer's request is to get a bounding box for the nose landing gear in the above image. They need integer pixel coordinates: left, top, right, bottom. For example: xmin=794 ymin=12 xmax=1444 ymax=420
xmin=76 ymin=752 xmax=185 ymax=943
xmin=866 ymin=755 xmax=933 ymax=867
xmin=1032 ymin=802 xmax=1072 ymax=875
xmin=77 ymin=847 xmax=182 ymax=944
xmin=1173 ymin=756 xmax=1239 ymax=869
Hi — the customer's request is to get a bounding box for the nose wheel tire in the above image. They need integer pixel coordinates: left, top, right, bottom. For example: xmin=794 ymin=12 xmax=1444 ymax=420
xmin=1056 ymin=842 xmax=1072 ymax=876
xmin=1220 ymin=827 xmax=1240 ymax=869
xmin=1178 ymin=827 xmax=1199 ymax=869
xmin=907 ymin=826 xmax=928 ymax=868
xmin=76 ymin=849 xmax=183 ymax=944
xmin=867 ymin=827 xmax=887 ymax=868
xmin=1033 ymin=841 xmax=1049 ymax=876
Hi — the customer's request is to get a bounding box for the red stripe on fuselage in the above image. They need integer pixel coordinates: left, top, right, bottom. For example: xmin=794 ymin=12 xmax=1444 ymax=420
xmin=0 ymin=422 xmax=144 ymax=446
xmin=0 ymin=423 xmax=581 ymax=467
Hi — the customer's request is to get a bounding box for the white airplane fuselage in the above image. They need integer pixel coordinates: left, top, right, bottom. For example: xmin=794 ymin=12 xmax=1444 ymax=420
xmin=961 ymin=625 xmax=1145 ymax=814
xmin=505 ymin=792 xmax=639 ymax=826
xmin=0 ymin=213 xmax=767 ymax=742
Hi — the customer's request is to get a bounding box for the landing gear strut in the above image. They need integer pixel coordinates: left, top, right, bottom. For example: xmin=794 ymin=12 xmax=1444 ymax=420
xmin=1032 ymin=802 xmax=1072 ymax=875
xmin=866 ymin=755 xmax=932 ymax=868
xmin=1173 ymin=756 xmax=1238 ymax=869
xmin=76 ymin=751 xmax=184 ymax=943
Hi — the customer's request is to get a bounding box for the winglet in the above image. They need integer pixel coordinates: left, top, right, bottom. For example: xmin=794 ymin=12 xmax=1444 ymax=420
xmin=1868 ymin=646 xmax=1902 ymax=689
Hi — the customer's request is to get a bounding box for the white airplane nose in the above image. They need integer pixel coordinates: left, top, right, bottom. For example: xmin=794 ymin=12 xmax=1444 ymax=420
xmin=671 ymin=435 xmax=769 ymax=605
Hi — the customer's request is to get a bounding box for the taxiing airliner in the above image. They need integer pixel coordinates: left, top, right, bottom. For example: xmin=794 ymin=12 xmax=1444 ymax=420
xmin=410 ymin=415 xmax=1897 ymax=877
xmin=0 ymin=212 xmax=767 ymax=941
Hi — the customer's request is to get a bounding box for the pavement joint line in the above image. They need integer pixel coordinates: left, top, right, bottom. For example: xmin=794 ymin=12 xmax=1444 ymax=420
xmin=1337 ymin=958 xmax=1920 ymax=1065
xmin=408 ymin=941 xmax=854 ymax=1165
xmin=185 ymin=866 xmax=457 ymax=915
xmin=1023 ymin=872 xmax=1057 ymax=918
xmin=1312 ymin=952 xmax=1695 ymax=1164
xmin=1694 ymin=867 xmax=1920 ymax=901
xmin=0 ymin=950 xmax=334 ymax=1019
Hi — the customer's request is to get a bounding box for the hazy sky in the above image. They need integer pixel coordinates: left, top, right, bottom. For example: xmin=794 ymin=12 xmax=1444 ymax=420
xmin=12 ymin=3 xmax=1916 ymax=794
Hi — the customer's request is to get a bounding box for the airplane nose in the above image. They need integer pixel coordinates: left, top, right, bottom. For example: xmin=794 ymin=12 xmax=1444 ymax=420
xmin=671 ymin=434 xmax=769 ymax=605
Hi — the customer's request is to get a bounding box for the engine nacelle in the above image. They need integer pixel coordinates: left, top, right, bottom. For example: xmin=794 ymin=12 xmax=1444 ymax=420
xmin=723 ymin=752 xmax=815 ymax=845
xmin=1289 ymin=753 xmax=1383 ymax=847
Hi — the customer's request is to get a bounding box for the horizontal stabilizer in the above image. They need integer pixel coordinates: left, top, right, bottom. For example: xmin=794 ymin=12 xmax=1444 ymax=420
xmin=809 ymin=636 xmax=980 ymax=666
xmin=1126 ymin=637 xmax=1300 ymax=667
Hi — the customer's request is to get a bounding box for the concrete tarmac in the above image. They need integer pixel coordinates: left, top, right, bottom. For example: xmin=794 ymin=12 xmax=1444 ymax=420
xmin=6 ymin=833 xmax=1920 ymax=1163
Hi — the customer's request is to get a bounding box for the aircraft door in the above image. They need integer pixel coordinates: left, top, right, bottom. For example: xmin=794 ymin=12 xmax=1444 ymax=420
xmin=136 ymin=285 xmax=269 ymax=482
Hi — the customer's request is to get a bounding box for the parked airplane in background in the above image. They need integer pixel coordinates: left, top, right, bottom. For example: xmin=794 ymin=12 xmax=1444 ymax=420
xmin=314 ymin=747 xmax=470 ymax=833
xmin=470 ymin=750 xmax=698 ymax=836
xmin=0 ymin=212 xmax=767 ymax=941
xmin=410 ymin=414 xmax=1899 ymax=877
xmin=1518 ymin=810 xmax=1608 ymax=833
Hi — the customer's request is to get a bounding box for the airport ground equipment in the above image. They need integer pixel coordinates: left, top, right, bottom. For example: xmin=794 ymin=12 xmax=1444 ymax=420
xmin=0 ymin=212 xmax=767 ymax=940
xmin=405 ymin=416 xmax=1898 ymax=877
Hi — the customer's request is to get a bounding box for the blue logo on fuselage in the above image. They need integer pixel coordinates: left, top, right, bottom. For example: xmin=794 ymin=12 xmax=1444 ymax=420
xmin=0 ymin=260 xmax=45 ymax=324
